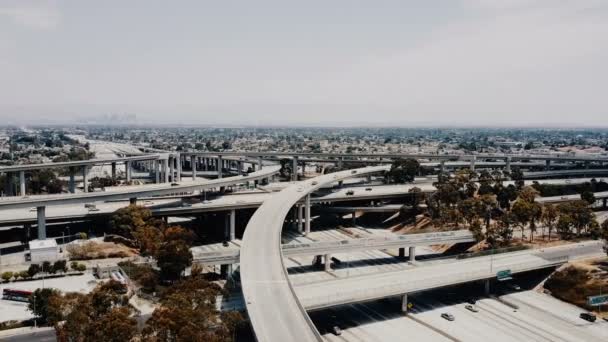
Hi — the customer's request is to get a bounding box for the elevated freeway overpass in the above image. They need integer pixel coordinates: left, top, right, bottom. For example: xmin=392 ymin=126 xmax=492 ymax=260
xmin=193 ymin=230 xmax=474 ymax=266
xmin=295 ymin=241 xmax=602 ymax=311
xmin=0 ymin=165 xmax=281 ymax=239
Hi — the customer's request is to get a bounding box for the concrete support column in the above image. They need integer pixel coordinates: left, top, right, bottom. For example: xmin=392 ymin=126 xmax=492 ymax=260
xmin=305 ymin=194 xmax=311 ymax=235
xmin=401 ymin=294 xmax=409 ymax=313
xmin=154 ymin=160 xmax=160 ymax=183
xmin=169 ymin=157 xmax=175 ymax=182
xmin=69 ymin=167 xmax=76 ymax=193
xmin=399 ymin=247 xmax=405 ymax=259
xmin=229 ymin=209 xmax=236 ymax=241
xmin=301 ymin=162 xmax=305 ymax=175
xmin=37 ymin=206 xmax=46 ymax=239
xmin=484 ymin=279 xmax=491 ymax=295
xmin=3 ymin=172 xmax=12 ymax=196
xmin=505 ymin=157 xmax=512 ymax=173
xmin=129 ymin=197 xmax=137 ymax=205
xmin=176 ymin=154 xmax=182 ymax=182
xmin=111 ymin=162 xmax=117 ymax=179
xmin=125 ymin=161 xmax=132 ymax=183
xmin=440 ymin=161 xmax=445 ymax=174
xmin=82 ymin=166 xmax=89 ymax=193
xmin=19 ymin=170 xmax=25 ymax=196
xmin=292 ymin=157 xmax=298 ymax=181
xmin=217 ymin=156 xmax=223 ymax=179
xmin=352 ymin=211 xmax=357 ymax=226
xmin=191 ymin=155 xmax=197 ymax=180
xmin=603 ymin=198 xmax=607 ymax=208
xmin=470 ymin=156 xmax=476 ymax=172
xmin=258 ymin=157 xmax=263 ymax=170
xmin=220 ymin=264 xmax=233 ymax=278
xmin=409 ymin=246 xmax=416 ymax=262
xmin=545 ymin=159 xmax=551 ymax=171
xmin=297 ymin=204 xmax=303 ymax=233
xmin=338 ymin=157 xmax=343 ymax=169
xmin=324 ymin=254 xmax=332 ymax=272
xmin=162 ymin=159 xmax=169 ymax=183
xmin=585 ymin=161 xmax=590 ymax=170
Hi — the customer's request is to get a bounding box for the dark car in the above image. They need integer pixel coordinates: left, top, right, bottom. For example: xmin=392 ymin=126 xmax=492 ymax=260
xmin=580 ymin=312 xmax=596 ymax=322
xmin=345 ymin=190 xmax=355 ymax=195
xmin=222 ymin=241 xmax=230 ymax=247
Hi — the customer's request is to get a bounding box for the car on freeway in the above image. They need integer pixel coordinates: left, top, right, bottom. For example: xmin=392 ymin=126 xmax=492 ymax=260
xmin=351 ymin=170 xmax=357 ymax=174
xmin=365 ymin=187 xmax=372 ymax=191
xmin=441 ymin=313 xmax=455 ymax=321
xmin=222 ymin=241 xmax=230 ymax=247
xmin=332 ymin=326 xmax=342 ymax=336
xmin=580 ymin=312 xmax=596 ymax=322
xmin=311 ymin=181 xmax=318 ymax=185
xmin=345 ymin=190 xmax=355 ymax=195
xmin=466 ymin=298 xmax=477 ymax=305
xmin=171 ymin=183 xmax=179 ymax=186
xmin=465 ymin=305 xmax=479 ymax=313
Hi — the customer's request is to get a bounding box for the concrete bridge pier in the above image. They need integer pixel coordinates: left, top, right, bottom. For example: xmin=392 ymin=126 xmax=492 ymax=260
xmin=505 ymin=157 xmax=511 ymax=173
xmin=69 ymin=167 xmax=76 ymax=193
xmin=220 ymin=264 xmax=233 ymax=278
xmin=125 ymin=161 xmax=132 ymax=183
xmin=297 ymin=204 xmax=303 ymax=233
xmin=82 ymin=166 xmax=89 ymax=192
xmin=191 ymin=155 xmax=197 ymax=180
xmin=176 ymin=154 xmax=182 ymax=182
xmin=229 ymin=209 xmax=236 ymax=241
xmin=258 ymin=157 xmax=263 ymax=170
xmin=169 ymin=157 xmax=175 ymax=182
xmin=352 ymin=211 xmax=357 ymax=226
xmin=440 ymin=161 xmax=445 ymax=174
xmin=162 ymin=159 xmax=169 ymax=183
xmin=545 ymin=159 xmax=551 ymax=171
xmin=218 ymin=156 xmax=223 ymax=179
xmin=398 ymin=247 xmax=405 ymax=259
xmin=19 ymin=170 xmax=25 ymax=196
xmin=37 ymin=206 xmax=46 ymax=239
xmin=401 ymin=294 xmax=409 ymax=313
xmin=484 ymin=279 xmax=491 ymax=295
xmin=304 ymin=194 xmax=311 ymax=235
xmin=292 ymin=157 xmax=298 ymax=181
xmin=3 ymin=172 xmax=13 ymax=196
xmin=409 ymin=246 xmax=416 ymax=262
xmin=470 ymin=156 xmax=477 ymax=172
xmin=603 ymin=198 xmax=607 ymax=208
xmin=154 ymin=160 xmax=160 ymax=183
xmin=324 ymin=254 xmax=332 ymax=272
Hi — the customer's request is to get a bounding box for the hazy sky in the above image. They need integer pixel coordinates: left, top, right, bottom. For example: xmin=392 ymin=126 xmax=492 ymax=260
xmin=1 ymin=0 xmax=607 ymax=127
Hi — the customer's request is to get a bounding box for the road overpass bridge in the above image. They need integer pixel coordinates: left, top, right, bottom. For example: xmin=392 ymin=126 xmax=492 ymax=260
xmin=294 ymin=241 xmax=602 ymax=311
xmin=0 ymin=165 xmax=281 ymax=239
xmin=193 ymin=230 xmax=475 ymax=266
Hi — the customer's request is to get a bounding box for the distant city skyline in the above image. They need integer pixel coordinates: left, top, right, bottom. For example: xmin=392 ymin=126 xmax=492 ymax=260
xmin=1 ymin=0 xmax=607 ymax=126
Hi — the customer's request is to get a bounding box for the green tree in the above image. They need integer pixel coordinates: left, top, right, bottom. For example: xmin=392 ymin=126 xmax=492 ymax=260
xmin=157 ymin=240 xmax=193 ymax=281
xmin=386 ymin=158 xmax=420 ymax=184
xmin=28 ymin=263 xmax=41 ymax=278
xmin=1 ymin=271 xmax=13 ymax=282
xmin=142 ymin=277 xmax=243 ymax=341
xmin=541 ymin=204 xmax=558 ymax=240
xmin=28 ymin=288 xmax=60 ymax=323
xmin=580 ymin=190 xmax=596 ymax=205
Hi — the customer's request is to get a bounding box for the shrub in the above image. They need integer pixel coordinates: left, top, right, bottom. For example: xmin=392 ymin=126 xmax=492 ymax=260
xmin=1 ymin=272 xmax=13 ymax=282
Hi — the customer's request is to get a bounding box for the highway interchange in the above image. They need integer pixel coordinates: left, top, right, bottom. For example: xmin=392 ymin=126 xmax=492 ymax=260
xmin=1 ymin=151 xmax=608 ymax=341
